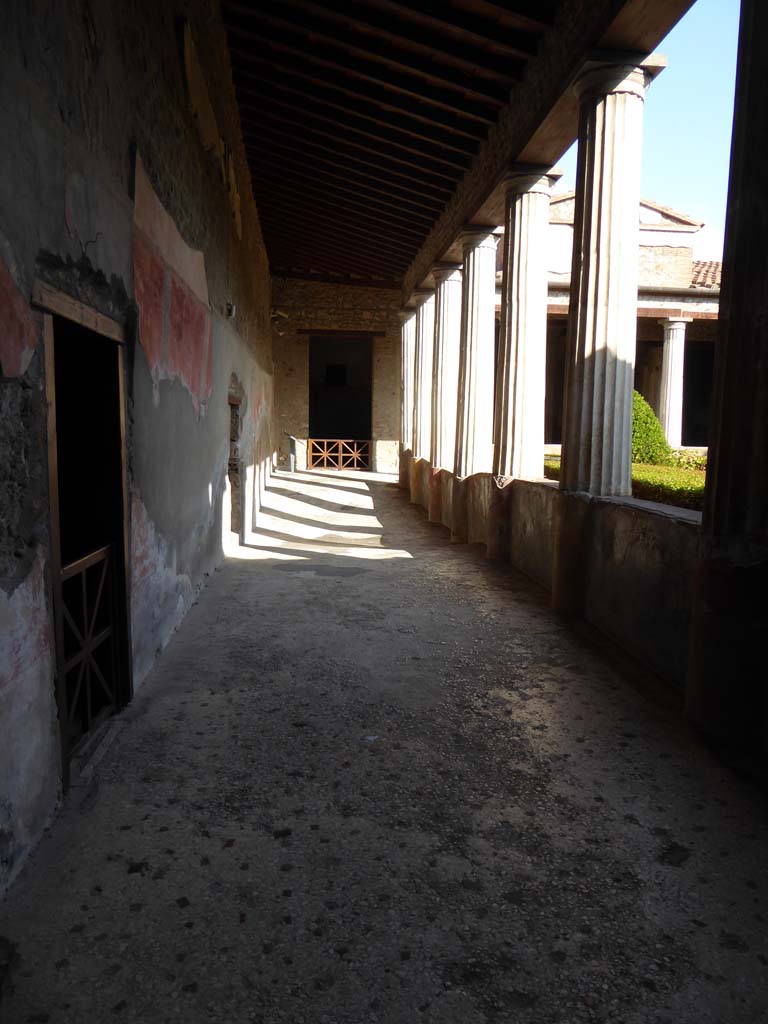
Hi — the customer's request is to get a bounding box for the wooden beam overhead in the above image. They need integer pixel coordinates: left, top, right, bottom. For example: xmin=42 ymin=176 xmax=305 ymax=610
xmin=242 ymin=124 xmax=455 ymax=198
xmin=222 ymin=9 xmax=505 ymax=112
xmin=244 ymin=129 xmax=450 ymax=206
xmin=220 ymin=0 xmax=565 ymax=284
xmin=230 ymin=49 xmax=487 ymax=142
xmin=237 ymin=95 xmax=471 ymax=174
xmin=270 ymin=0 xmax=525 ymax=83
xmin=356 ymin=0 xmax=544 ymax=61
xmin=232 ymin=64 xmax=479 ymax=157
xmin=227 ymin=38 xmax=499 ymax=125
xmin=246 ymin=148 xmax=442 ymax=219
xmin=250 ymin=164 xmax=436 ymax=230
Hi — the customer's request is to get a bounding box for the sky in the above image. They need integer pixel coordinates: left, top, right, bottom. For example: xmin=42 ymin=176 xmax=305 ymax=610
xmin=554 ymin=0 xmax=741 ymax=260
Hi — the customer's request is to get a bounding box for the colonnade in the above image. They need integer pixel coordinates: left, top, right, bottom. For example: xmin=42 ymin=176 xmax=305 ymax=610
xmin=400 ymin=14 xmax=768 ymax=753
xmin=400 ymin=58 xmax=657 ymax=550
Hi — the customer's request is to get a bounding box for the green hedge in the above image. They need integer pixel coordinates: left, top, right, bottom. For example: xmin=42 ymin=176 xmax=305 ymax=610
xmin=632 ymin=390 xmax=672 ymax=465
xmin=542 ymin=457 xmax=705 ymax=511
xmin=630 ymin=463 xmax=706 ymax=510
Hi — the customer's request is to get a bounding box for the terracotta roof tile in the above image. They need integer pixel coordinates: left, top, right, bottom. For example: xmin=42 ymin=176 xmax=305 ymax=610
xmin=691 ymin=260 xmax=722 ymax=288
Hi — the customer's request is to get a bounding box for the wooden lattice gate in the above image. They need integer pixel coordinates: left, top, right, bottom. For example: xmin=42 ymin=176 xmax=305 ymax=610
xmin=308 ymin=439 xmax=371 ymax=470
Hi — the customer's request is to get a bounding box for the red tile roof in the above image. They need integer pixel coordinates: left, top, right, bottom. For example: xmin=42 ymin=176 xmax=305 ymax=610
xmin=691 ymin=260 xmax=722 ymax=289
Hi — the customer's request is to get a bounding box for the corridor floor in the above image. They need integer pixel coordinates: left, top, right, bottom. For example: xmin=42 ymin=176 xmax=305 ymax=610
xmin=2 ymin=470 xmax=767 ymax=1024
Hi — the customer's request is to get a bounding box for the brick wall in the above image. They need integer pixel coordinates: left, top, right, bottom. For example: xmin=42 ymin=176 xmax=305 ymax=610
xmin=272 ymin=279 xmax=401 ymax=473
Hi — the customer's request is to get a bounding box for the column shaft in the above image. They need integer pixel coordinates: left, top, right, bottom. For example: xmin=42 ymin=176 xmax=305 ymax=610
xmin=494 ymin=173 xmax=554 ymax=479
xmin=561 ymin=65 xmax=649 ymax=497
xmin=400 ymin=312 xmax=416 ymax=453
xmin=412 ymin=293 xmax=435 ymax=461
xmin=431 ymin=266 xmax=462 ymax=471
xmin=686 ymin=0 xmax=768 ymax=750
xmin=454 ymin=230 xmax=498 ymax=479
xmin=658 ymin=318 xmax=690 ymax=448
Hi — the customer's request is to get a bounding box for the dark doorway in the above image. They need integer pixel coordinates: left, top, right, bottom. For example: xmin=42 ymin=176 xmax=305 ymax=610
xmin=309 ymin=335 xmax=372 ymax=440
xmin=228 ymin=397 xmax=242 ymax=536
xmin=309 ymin=335 xmax=373 ymax=469
xmin=46 ymin=313 xmax=131 ymax=780
xmin=683 ymin=341 xmax=715 ymax=446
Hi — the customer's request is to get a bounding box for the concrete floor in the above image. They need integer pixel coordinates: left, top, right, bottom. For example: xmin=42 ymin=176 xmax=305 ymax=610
xmin=2 ymin=469 xmax=768 ymax=1024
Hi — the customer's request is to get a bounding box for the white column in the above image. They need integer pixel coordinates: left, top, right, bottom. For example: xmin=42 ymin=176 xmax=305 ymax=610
xmin=494 ymin=171 xmax=557 ymax=480
xmin=430 ymin=265 xmax=462 ymax=471
xmin=658 ymin=317 xmax=691 ymax=449
xmin=454 ymin=229 xmax=499 ymax=478
xmin=400 ymin=310 xmax=416 ymax=452
xmin=412 ymin=291 xmax=435 ymax=461
xmin=561 ymin=63 xmax=653 ymax=497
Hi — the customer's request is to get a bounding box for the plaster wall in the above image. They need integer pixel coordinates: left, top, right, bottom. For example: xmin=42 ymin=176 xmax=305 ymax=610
xmin=509 ymin=480 xmax=559 ymax=590
xmin=0 ymin=0 xmax=273 ymax=890
xmin=272 ymin=279 xmax=401 ymax=474
xmin=404 ymin=463 xmax=699 ymax=692
xmin=467 ymin=474 xmax=494 ymax=544
xmin=583 ymin=499 xmax=700 ymax=686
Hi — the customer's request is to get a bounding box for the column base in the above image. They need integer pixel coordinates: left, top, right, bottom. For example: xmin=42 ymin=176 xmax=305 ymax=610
xmin=427 ymin=467 xmax=444 ymax=523
xmin=686 ymin=554 xmax=768 ymax=755
xmin=399 ymin=448 xmax=412 ymax=490
xmin=486 ymin=477 xmax=512 ymax=561
xmin=551 ymin=490 xmax=593 ymax=615
xmin=450 ymin=476 xmax=469 ymax=542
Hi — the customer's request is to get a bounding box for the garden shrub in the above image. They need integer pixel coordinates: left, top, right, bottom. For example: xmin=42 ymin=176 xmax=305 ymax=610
xmin=541 ymin=455 xmax=705 ymax=510
xmin=631 ymin=463 xmax=706 ymax=511
xmin=632 ymin=390 xmax=672 ymax=465
xmin=672 ymin=448 xmax=708 ymax=471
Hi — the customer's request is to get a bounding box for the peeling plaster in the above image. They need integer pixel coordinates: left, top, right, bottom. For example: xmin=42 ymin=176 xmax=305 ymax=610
xmin=0 ymin=552 xmax=59 ymax=892
xmin=0 ymin=248 xmax=39 ymax=379
xmin=130 ymin=492 xmax=194 ymax=689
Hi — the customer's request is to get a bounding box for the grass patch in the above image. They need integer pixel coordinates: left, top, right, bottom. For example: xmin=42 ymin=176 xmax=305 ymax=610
xmin=543 ymin=457 xmax=706 ymax=511
xmin=630 ymin=463 xmax=706 ymax=510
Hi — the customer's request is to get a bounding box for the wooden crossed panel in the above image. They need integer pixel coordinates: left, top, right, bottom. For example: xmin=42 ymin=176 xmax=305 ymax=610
xmin=309 ymin=439 xmax=371 ymax=470
xmin=61 ymin=546 xmax=115 ymax=731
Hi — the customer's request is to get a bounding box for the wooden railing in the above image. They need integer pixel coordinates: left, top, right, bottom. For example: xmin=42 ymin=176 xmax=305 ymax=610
xmin=308 ymin=439 xmax=371 ymax=470
xmin=60 ymin=545 xmax=116 ymax=743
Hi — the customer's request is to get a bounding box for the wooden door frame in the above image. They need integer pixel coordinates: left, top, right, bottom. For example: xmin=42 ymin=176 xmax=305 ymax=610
xmin=35 ymin=280 xmax=133 ymax=789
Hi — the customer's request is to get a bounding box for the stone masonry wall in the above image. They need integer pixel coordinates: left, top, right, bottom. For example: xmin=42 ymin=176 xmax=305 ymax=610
xmin=272 ymin=279 xmax=401 ymax=473
xmin=0 ymin=0 xmax=273 ymax=891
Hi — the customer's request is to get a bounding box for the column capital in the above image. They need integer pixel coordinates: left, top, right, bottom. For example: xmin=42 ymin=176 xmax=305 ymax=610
xmin=573 ymin=55 xmax=665 ymax=104
xmin=459 ymin=226 xmax=500 ymax=253
xmin=431 ymin=262 xmax=462 ymax=285
xmin=657 ymin=316 xmax=693 ymax=326
xmin=411 ymin=288 xmax=434 ymax=308
xmin=501 ymin=168 xmax=561 ymax=198
xmin=399 ymin=307 xmax=416 ymax=322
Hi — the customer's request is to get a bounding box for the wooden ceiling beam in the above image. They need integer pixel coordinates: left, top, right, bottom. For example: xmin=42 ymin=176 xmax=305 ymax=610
xmin=264 ymin=236 xmax=405 ymax=281
xmin=230 ymin=50 xmax=486 ymax=142
xmin=223 ymin=13 xmax=507 ymax=111
xmin=249 ymin=161 xmax=437 ymax=229
xmin=356 ymin=0 xmax=543 ymax=59
xmin=227 ymin=37 xmax=495 ymax=125
xmin=241 ymin=109 xmax=460 ymax=187
xmin=259 ymin=195 xmax=417 ymax=253
xmin=270 ymin=0 xmax=522 ymax=84
xmin=246 ymin=147 xmax=443 ymax=219
xmin=237 ymin=93 xmax=471 ymax=174
xmin=259 ymin=217 xmax=409 ymax=274
xmin=252 ymin=170 xmax=433 ymax=236
xmin=233 ymin=64 xmax=478 ymax=157
xmin=270 ymin=267 xmax=400 ymax=289
xmin=242 ymin=124 xmax=455 ymax=199
xmin=258 ymin=199 xmax=420 ymax=259
xmin=265 ymin=238 xmax=402 ymax=279
xmin=450 ymin=0 xmax=557 ymax=34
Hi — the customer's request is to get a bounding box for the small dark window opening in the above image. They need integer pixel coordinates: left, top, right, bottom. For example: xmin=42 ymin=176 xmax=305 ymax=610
xmin=228 ymin=398 xmax=242 ymax=535
xmin=325 ymin=364 xmax=347 ymax=387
